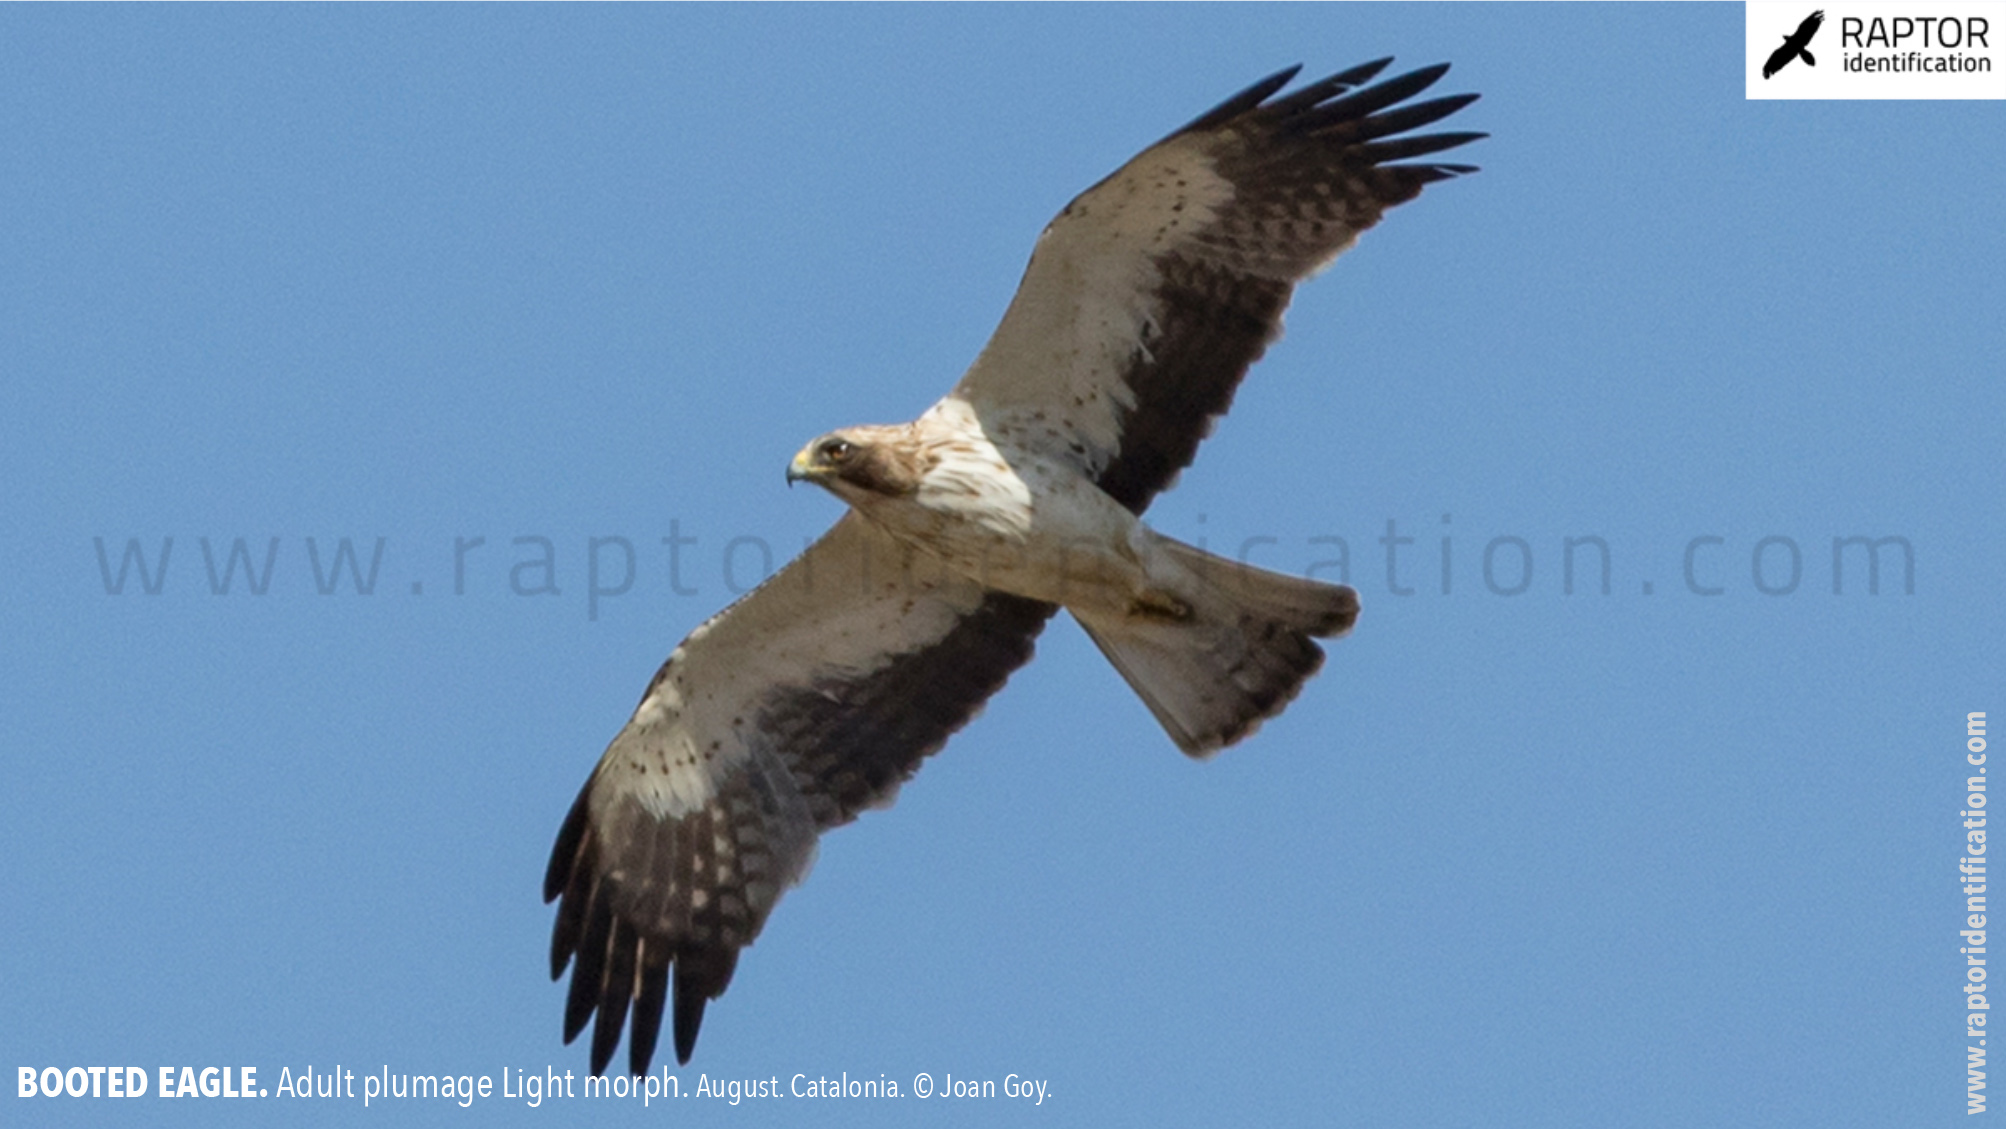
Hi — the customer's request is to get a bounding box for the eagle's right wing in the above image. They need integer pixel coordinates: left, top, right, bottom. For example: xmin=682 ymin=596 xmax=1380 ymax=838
xmin=544 ymin=514 xmax=1054 ymax=1075
xmin=945 ymin=61 xmax=1482 ymax=514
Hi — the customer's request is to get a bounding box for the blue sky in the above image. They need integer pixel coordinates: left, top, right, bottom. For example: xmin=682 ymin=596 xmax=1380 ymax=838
xmin=3 ymin=6 xmax=1999 ymax=1127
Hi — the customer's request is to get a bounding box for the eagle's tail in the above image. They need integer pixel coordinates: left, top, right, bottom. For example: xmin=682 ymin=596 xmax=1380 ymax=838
xmin=1072 ymin=535 xmax=1358 ymax=758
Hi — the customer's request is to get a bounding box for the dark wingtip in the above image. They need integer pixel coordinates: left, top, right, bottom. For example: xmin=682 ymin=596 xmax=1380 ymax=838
xmin=1428 ymin=91 xmax=1483 ymax=117
xmin=1176 ymin=64 xmax=1304 ymax=135
xmin=673 ymin=993 xmax=707 ymax=1066
xmin=588 ymin=1029 xmax=615 ymax=1077
xmin=1357 ymin=130 xmax=1490 ymax=165
xmin=628 ymin=953 xmax=670 ymax=1075
xmin=562 ymin=899 xmax=612 ymax=1044
xmin=1370 ymin=61 xmax=1453 ymax=104
xmin=1265 ymin=57 xmax=1399 ymax=116
xmin=1291 ymin=62 xmax=1464 ymax=137
xmin=1256 ymin=63 xmax=1308 ymax=94
xmin=587 ymin=921 xmax=637 ymax=1076
xmin=1407 ymin=163 xmax=1482 ymax=186
xmin=543 ymin=779 xmax=594 ymax=903
xmin=562 ymin=974 xmax=595 ymax=1045
xmin=1342 ymin=56 xmax=1397 ymax=84
xmin=549 ymin=914 xmax=577 ymax=982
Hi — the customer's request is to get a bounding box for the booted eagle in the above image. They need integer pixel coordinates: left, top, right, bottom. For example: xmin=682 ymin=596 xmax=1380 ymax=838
xmin=1762 ymin=9 xmax=1825 ymax=79
xmin=545 ymin=59 xmax=1482 ymax=1074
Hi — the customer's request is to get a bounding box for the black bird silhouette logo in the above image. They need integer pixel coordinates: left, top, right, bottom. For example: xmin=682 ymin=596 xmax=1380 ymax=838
xmin=1764 ymin=10 xmax=1826 ymax=79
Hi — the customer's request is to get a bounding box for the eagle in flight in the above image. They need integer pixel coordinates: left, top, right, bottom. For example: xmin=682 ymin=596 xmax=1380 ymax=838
xmin=545 ymin=59 xmax=1482 ymax=1074
xmin=1763 ymin=10 xmax=1825 ymax=79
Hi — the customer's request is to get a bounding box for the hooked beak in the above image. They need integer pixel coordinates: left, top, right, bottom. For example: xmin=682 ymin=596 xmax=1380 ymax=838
xmin=786 ymin=444 xmax=822 ymax=487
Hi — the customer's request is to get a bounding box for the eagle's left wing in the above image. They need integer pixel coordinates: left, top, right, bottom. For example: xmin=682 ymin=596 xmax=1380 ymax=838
xmin=544 ymin=514 xmax=1055 ymax=1074
xmin=1795 ymin=9 xmax=1826 ymax=47
xmin=946 ymin=60 xmax=1482 ymax=513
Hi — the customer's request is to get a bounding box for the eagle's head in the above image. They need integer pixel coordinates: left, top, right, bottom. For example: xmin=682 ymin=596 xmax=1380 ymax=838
xmin=786 ymin=426 xmax=926 ymax=501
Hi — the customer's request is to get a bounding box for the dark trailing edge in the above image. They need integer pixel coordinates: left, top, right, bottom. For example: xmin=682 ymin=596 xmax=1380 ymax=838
xmin=1096 ymin=60 xmax=1482 ymax=513
xmin=544 ymin=590 xmax=1054 ymax=1074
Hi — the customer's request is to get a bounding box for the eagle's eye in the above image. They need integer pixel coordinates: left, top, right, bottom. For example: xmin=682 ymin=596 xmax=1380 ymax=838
xmin=820 ymin=439 xmax=854 ymax=463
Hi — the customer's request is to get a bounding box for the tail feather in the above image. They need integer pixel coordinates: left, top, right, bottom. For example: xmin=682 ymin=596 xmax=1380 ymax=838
xmin=1074 ymin=537 xmax=1357 ymax=757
